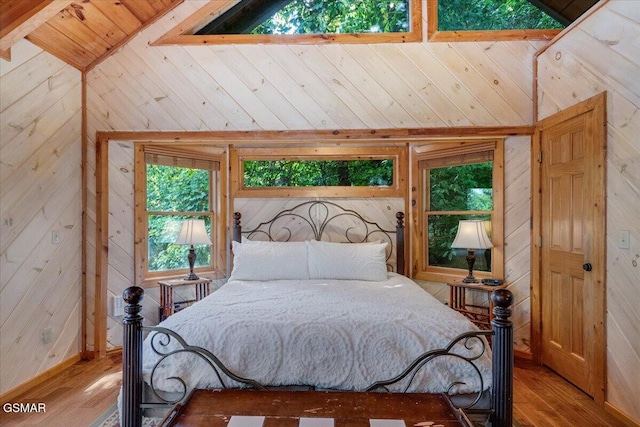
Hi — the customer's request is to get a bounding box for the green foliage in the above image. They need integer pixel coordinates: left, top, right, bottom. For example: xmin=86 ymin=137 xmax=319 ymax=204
xmin=438 ymin=0 xmax=564 ymax=31
xmin=146 ymin=165 xmax=209 ymax=212
xmin=146 ymin=165 xmax=212 ymax=272
xmin=251 ymin=0 xmax=410 ymax=34
xmin=429 ymin=163 xmax=493 ymax=211
xmin=427 ymin=162 xmax=493 ymax=270
xmin=249 ymin=0 xmax=563 ymax=35
xmin=147 ymin=214 xmax=212 ymax=272
xmin=244 ymin=159 xmax=393 ymax=187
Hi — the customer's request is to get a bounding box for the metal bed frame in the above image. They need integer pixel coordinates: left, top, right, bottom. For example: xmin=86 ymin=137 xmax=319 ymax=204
xmin=121 ymin=201 xmax=513 ymax=427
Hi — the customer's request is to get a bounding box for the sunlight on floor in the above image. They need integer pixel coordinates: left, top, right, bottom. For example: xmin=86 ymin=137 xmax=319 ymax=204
xmin=85 ymin=372 xmax=122 ymax=393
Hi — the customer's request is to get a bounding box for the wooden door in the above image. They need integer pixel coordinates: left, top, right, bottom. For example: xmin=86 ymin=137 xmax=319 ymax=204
xmin=533 ymin=93 xmax=606 ymax=402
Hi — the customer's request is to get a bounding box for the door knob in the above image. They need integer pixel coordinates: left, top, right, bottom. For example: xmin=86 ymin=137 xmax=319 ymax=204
xmin=583 ymin=263 xmax=592 ymax=272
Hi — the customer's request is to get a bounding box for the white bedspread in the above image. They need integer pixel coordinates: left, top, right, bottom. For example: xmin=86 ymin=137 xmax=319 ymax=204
xmin=143 ymin=273 xmax=491 ymax=394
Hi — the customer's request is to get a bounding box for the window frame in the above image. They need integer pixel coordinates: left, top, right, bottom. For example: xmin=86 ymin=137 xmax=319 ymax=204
xmin=231 ymin=145 xmax=408 ymax=199
xmin=152 ymin=0 xmax=422 ymax=46
xmin=134 ymin=144 xmax=227 ymax=287
xmin=411 ymin=139 xmax=504 ymax=283
xmin=426 ymin=0 xmax=562 ymax=42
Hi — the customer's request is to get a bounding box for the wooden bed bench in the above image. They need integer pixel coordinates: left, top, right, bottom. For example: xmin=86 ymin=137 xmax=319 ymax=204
xmin=160 ymin=389 xmax=470 ymax=427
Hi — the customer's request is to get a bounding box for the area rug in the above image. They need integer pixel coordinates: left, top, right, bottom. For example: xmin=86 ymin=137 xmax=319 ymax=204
xmin=89 ymin=403 xmax=163 ymax=427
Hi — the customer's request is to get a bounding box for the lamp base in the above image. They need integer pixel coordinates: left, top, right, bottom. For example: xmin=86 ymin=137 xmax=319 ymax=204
xmin=185 ymin=246 xmax=199 ymax=281
xmin=463 ymin=249 xmax=478 ymax=283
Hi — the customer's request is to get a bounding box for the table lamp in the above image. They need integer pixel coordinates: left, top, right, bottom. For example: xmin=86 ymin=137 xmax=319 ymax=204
xmin=451 ymin=219 xmax=493 ymax=283
xmin=175 ymin=219 xmax=211 ymax=280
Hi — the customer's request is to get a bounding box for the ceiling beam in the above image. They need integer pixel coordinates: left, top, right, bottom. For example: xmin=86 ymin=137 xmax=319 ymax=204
xmin=0 ymin=0 xmax=73 ymax=60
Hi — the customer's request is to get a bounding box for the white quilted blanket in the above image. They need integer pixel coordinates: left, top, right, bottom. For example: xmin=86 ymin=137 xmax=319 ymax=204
xmin=143 ymin=273 xmax=491 ymax=394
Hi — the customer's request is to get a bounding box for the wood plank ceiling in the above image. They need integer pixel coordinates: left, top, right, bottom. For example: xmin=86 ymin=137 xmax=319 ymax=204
xmin=0 ymin=0 xmax=183 ymax=71
xmin=0 ymin=0 xmax=600 ymax=73
xmin=527 ymin=0 xmax=600 ymax=26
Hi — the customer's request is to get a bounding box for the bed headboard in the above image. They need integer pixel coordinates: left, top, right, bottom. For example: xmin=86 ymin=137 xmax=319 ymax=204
xmin=232 ymin=200 xmax=405 ymax=275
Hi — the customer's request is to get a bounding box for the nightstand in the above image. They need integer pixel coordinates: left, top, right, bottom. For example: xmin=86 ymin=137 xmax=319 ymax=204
xmin=447 ymin=279 xmax=507 ymax=330
xmin=158 ymin=278 xmax=212 ymax=320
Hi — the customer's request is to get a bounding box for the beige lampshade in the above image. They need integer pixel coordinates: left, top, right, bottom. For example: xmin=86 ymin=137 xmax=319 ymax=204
xmin=451 ymin=220 xmax=493 ymax=249
xmin=175 ymin=219 xmax=211 ymax=245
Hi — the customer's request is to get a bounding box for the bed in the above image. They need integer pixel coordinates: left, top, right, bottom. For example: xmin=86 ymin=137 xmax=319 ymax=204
xmin=121 ymin=201 xmax=514 ymax=427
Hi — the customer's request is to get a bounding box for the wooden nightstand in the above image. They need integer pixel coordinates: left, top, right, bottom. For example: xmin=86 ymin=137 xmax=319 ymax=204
xmin=158 ymin=278 xmax=212 ymax=320
xmin=447 ymin=279 xmax=507 ymax=330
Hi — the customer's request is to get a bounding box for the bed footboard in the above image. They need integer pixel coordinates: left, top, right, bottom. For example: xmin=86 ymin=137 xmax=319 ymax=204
xmin=122 ymin=287 xmax=144 ymax=427
xmin=121 ymin=287 xmax=513 ymax=427
xmin=491 ymin=289 xmax=514 ymax=427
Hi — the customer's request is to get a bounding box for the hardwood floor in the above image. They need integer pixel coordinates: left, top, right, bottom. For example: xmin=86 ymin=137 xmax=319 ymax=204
xmin=0 ymin=353 xmax=122 ymax=427
xmin=0 ymin=354 xmax=628 ymax=426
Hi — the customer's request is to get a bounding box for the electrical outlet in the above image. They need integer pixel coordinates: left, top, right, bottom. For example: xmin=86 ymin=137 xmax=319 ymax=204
xmin=43 ymin=328 xmax=53 ymax=344
xmin=113 ymin=295 xmax=125 ymax=317
xmin=618 ymin=230 xmax=630 ymax=249
xmin=52 ymin=230 xmax=61 ymax=244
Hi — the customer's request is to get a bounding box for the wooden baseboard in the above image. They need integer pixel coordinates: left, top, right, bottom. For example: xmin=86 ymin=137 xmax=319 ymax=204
xmin=106 ymin=347 xmax=123 ymax=357
xmin=605 ymin=402 xmax=640 ymax=427
xmin=0 ymin=354 xmax=83 ymax=403
xmin=514 ymin=349 xmax=533 ymax=361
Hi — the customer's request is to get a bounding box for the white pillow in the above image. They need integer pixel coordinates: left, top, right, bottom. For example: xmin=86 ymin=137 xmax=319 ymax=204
xmin=230 ymin=240 xmax=309 ymax=281
xmin=306 ymin=240 xmax=388 ymax=281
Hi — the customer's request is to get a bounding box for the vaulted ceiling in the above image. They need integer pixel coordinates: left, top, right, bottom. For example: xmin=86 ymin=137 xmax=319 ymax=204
xmin=0 ymin=0 xmax=599 ymax=72
xmin=527 ymin=0 xmax=599 ymax=26
xmin=0 ymin=0 xmax=184 ymax=71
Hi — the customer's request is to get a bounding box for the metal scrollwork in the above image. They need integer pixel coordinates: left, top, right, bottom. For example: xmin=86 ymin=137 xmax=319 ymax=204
xmin=241 ymin=200 xmax=397 ymax=269
xmin=142 ymin=326 xmax=265 ymax=405
xmin=365 ymin=330 xmax=492 ymax=410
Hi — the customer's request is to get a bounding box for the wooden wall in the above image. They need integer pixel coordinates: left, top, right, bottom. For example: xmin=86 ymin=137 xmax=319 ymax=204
xmin=414 ymin=135 xmax=531 ymax=353
xmin=0 ymin=39 xmax=83 ymax=395
xmin=537 ymin=0 xmax=640 ymax=422
xmin=86 ymin=0 xmax=542 ymax=352
xmin=105 ymin=140 xmax=225 ymax=349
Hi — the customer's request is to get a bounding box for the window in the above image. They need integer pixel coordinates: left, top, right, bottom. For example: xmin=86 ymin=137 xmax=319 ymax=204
xmin=413 ymin=140 xmax=504 ymax=282
xmin=153 ymin=0 xmax=421 ymax=45
xmin=134 ymin=146 xmax=225 ymax=284
xmin=231 ymin=146 xmax=407 ymax=198
xmin=244 ymin=159 xmax=393 ymax=187
xmin=428 ymin=0 xmax=564 ymax=41
xmin=199 ymin=0 xmax=411 ymax=35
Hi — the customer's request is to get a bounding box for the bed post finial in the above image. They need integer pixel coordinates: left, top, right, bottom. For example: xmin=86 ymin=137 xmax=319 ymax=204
xmin=122 ymin=286 xmax=144 ymax=427
xmin=395 ymin=212 xmax=405 ymax=276
xmin=491 ymin=289 xmax=514 ymax=427
xmin=233 ymin=212 xmax=242 ymax=243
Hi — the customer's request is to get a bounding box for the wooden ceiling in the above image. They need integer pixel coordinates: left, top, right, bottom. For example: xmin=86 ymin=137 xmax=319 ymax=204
xmin=0 ymin=0 xmax=601 ymax=72
xmin=0 ymin=0 xmax=183 ymax=71
xmin=527 ymin=0 xmax=600 ymax=26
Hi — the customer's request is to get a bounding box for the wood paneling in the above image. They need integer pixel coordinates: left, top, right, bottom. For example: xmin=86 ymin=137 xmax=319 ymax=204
xmin=537 ymin=0 xmax=640 ymax=422
xmin=84 ymin=0 xmax=543 ymax=353
xmin=0 ymin=39 xmax=82 ymax=395
xmin=15 ymin=0 xmax=184 ymax=71
xmin=86 ymin=1 xmax=543 ymax=132
xmin=0 ymin=0 xmax=73 ymax=60
xmin=414 ymin=135 xmax=532 ymax=353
